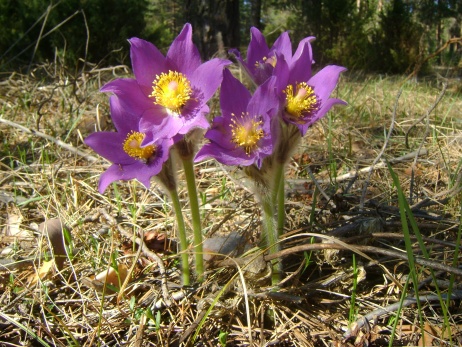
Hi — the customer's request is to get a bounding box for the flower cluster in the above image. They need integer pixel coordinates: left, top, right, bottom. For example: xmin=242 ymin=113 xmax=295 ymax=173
xmin=197 ymin=27 xmax=346 ymax=169
xmin=85 ymin=23 xmax=231 ymax=192
xmin=85 ymin=23 xmax=346 ymax=284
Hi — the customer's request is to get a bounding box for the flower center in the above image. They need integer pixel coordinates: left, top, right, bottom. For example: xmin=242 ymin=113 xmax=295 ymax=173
xmin=230 ymin=112 xmax=264 ymax=155
xmin=255 ymin=55 xmax=277 ymax=69
xmin=150 ymin=70 xmax=192 ymax=114
xmin=284 ymin=82 xmax=319 ymax=121
xmin=123 ymin=131 xmax=156 ymax=161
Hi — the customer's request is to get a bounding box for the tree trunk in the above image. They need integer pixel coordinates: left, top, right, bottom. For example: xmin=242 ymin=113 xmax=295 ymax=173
xmin=251 ymin=0 xmax=262 ymax=29
xmin=184 ymin=0 xmax=240 ymax=59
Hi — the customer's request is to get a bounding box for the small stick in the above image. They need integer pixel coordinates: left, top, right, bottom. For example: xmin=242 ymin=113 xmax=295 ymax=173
xmin=0 ymin=116 xmax=99 ymax=162
xmin=406 ymin=83 xmax=447 ymax=150
xmin=99 ymin=208 xmax=173 ymax=307
xmin=264 ymin=243 xmax=462 ymax=277
xmin=343 ymin=290 xmax=462 ymax=341
xmin=315 ymin=148 xmax=428 ymax=184
xmin=360 ymin=89 xmax=401 ymax=210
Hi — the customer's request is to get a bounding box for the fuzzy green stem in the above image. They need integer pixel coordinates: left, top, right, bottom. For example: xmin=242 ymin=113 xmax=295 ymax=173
xmin=261 ymin=197 xmax=282 ymax=285
xmin=274 ymin=164 xmax=286 ymax=237
xmin=182 ymin=157 xmax=204 ymax=281
xmin=168 ymin=188 xmax=190 ymax=286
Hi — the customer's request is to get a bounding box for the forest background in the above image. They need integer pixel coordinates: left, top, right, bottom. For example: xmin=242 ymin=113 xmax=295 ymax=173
xmin=0 ymin=0 xmax=461 ymax=75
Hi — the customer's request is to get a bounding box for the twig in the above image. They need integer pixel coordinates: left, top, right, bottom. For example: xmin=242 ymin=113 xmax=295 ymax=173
xmin=315 ymin=148 xmax=428 ymax=184
xmin=0 ymin=116 xmax=99 ymax=162
xmin=28 ymin=4 xmax=51 ymax=73
xmin=408 ymin=169 xmax=462 ymax=209
xmin=405 ymin=83 xmax=447 ymax=150
xmin=305 ymin=165 xmax=333 ymax=207
xmin=348 ymin=232 xmax=459 ymax=249
xmin=264 ymin=243 xmax=462 ymax=277
xmin=408 ymin=37 xmax=462 ymax=80
xmin=360 ymin=89 xmax=401 ymax=210
xmin=409 ymin=83 xmax=447 ymax=204
xmin=98 ymin=208 xmax=173 ymax=307
xmin=343 ymin=290 xmax=462 ymax=341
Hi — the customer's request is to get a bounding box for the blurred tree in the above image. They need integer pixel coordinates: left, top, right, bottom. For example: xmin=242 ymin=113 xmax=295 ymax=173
xmin=250 ymin=0 xmax=262 ymax=29
xmin=0 ymin=0 xmax=147 ymax=71
xmin=184 ymin=0 xmax=240 ymax=59
xmin=0 ymin=0 xmax=459 ymax=72
xmin=376 ymin=0 xmax=423 ymax=72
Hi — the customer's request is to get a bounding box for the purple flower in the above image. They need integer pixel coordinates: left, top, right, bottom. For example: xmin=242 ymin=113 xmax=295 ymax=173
xmin=230 ymin=27 xmax=315 ymax=86
xmin=101 ymin=23 xmax=231 ymax=145
xmin=84 ymin=96 xmax=173 ymax=193
xmin=195 ymin=69 xmax=279 ymax=168
xmin=273 ymin=41 xmax=347 ymax=136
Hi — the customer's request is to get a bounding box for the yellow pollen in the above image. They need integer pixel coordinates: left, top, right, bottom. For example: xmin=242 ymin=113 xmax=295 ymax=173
xmin=123 ymin=131 xmax=156 ymax=161
xmin=150 ymin=70 xmax=192 ymax=113
xmin=230 ymin=112 xmax=264 ymax=155
xmin=255 ymin=55 xmax=277 ymax=69
xmin=263 ymin=55 xmax=277 ymax=67
xmin=284 ymin=82 xmax=318 ymax=121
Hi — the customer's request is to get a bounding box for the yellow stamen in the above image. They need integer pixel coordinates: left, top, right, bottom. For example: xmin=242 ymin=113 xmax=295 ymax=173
xmin=123 ymin=131 xmax=156 ymax=161
xmin=284 ymin=82 xmax=318 ymax=122
xmin=255 ymin=55 xmax=277 ymax=69
xmin=230 ymin=112 xmax=264 ymax=155
xmin=150 ymin=70 xmax=192 ymax=114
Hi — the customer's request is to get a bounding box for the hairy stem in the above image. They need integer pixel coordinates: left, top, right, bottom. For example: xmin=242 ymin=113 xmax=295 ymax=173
xmin=169 ymin=188 xmax=190 ymax=286
xmin=274 ymin=164 xmax=286 ymax=237
xmin=261 ymin=197 xmax=282 ymax=285
xmin=182 ymin=157 xmax=204 ymax=281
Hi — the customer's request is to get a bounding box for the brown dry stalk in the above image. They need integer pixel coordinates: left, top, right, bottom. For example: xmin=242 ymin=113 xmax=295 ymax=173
xmin=98 ymin=208 xmax=173 ymax=307
xmin=0 ymin=116 xmax=99 ymax=162
xmin=265 ymin=243 xmax=462 ymax=276
xmin=343 ymin=290 xmax=462 ymax=341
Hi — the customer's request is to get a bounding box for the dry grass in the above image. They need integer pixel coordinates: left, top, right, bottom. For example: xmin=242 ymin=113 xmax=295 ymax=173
xmin=0 ymin=63 xmax=461 ymax=346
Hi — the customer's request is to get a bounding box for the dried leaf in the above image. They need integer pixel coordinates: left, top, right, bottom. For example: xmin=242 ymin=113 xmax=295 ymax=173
xmin=404 ymin=164 xmax=422 ymax=177
xmin=84 ymin=264 xmax=129 ymax=293
xmin=38 ymin=218 xmax=70 ymax=271
xmin=28 ymin=260 xmax=55 ymax=286
xmin=4 ymin=205 xmax=27 ymax=237
xmin=203 ymin=232 xmax=248 ymax=262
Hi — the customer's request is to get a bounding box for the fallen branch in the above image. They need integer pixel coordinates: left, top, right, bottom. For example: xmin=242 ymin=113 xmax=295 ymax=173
xmin=408 ymin=37 xmax=462 ymax=80
xmin=343 ymin=290 xmax=462 ymax=341
xmin=98 ymin=208 xmax=172 ymax=307
xmin=360 ymin=88 xmax=401 ymax=209
xmin=264 ymin=243 xmax=462 ymax=277
xmin=313 ymin=148 xmax=428 ymax=184
xmin=0 ymin=117 xmax=99 ymax=162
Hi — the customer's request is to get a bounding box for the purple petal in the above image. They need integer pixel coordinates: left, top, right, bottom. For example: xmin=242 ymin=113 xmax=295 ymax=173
xmin=288 ymin=42 xmax=313 ymax=84
xmin=190 ymin=58 xmax=231 ymax=102
xmin=167 ymin=23 xmax=202 ymax=75
xmin=195 ymin=143 xmax=257 ymax=167
xmin=271 ymin=31 xmax=292 ymax=61
xmin=101 ymin=78 xmax=154 ymax=116
xmin=247 ymin=76 xmax=279 ymax=117
xmin=108 ymin=96 xmax=140 ymax=134
xmin=99 ymin=162 xmax=150 ymax=193
xmin=85 ymin=132 xmax=133 ymax=165
xmin=178 ymin=112 xmax=210 ymax=135
xmin=299 ymin=98 xmax=347 ymax=136
xmin=220 ymin=69 xmax=251 ymax=116
xmin=204 ymin=117 xmax=234 ymax=150
xmin=314 ymin=98 xmax=347 ymax=122
xmin=247 ymin=27 xmax=269 ymax=74
xmin=98 ymin=138 xmax=173 ymax=193
xmin=272 ymin=53 xmax=290 ymax=93
xmin=292 ymin=36 xmax=315 ymax=65
xmin=309 ymin=65 xmax=347 ymax=101
xmin=129 ymin=38 xmax=166 ymax=89
xmin=139 ymin=110 xmax=182 ymax=143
